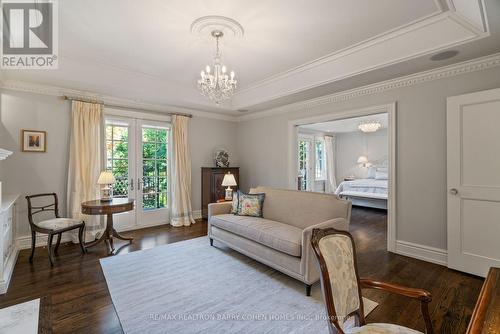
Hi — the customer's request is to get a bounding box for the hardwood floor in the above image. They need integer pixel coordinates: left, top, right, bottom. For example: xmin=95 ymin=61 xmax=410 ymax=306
xmin=0 ymin=208 xmax=483 ymax=333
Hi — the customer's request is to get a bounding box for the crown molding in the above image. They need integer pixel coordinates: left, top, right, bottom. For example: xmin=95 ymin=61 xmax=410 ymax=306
xmin=238 ymin=52 xmax=500 ymax=122
xmin=0 ymin=80 xmax=238 ymax=122
xmin=3 ymin=52 xmax=499 ymax=124
xmin=232 ymin=0 xmax=489 ymax=108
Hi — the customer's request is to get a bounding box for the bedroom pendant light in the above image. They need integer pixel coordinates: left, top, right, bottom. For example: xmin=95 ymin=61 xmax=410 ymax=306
xmin=197 ymin=30 xmax=237 ymax=105
xmin=358 ymin=121 xmax=381 ymax=133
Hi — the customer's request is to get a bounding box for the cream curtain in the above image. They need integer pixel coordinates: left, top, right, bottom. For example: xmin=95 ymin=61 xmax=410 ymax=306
xmin=170 ymin=115 xmax=195 ymax=227
xmin=324 ymin=135 xmax=338 ymax=193
xmin=67 ymin=101 xmax=104 ymax=241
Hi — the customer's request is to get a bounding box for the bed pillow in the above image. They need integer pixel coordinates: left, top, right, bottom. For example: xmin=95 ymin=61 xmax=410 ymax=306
xmin=375 ymin=171 xmax=388 ymax=180
xmin=367 ymin=166 xmax=376 ymax=179
xmin=230 ymin=191 xmax=239 ymax=214
xmin=237 ymin=191 xmax=265 ymax=217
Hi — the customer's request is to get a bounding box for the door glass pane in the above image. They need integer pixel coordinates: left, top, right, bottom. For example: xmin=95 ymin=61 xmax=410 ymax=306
xmin=298 ymin=140 xmax=310 ymax=190
xmin=315 ymin=140 xmax=325 ymax=180
xmin=105 ymin=123 xmax=129 ymax=198
xmin=142 ymin=126 xmax=169 ymax=210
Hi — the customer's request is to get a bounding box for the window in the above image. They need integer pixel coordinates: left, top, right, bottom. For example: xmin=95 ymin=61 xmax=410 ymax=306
xmin=105 ymin=123 xmax=129 ymax=198
xmin=315 ymin=138 xmax=326 ymax=180
xmin=142 ymin=126 xmax=169 ymax=210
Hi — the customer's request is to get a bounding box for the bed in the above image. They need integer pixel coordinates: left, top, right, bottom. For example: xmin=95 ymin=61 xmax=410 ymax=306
xmin=335 ymin=178 xmax=388 ymax=210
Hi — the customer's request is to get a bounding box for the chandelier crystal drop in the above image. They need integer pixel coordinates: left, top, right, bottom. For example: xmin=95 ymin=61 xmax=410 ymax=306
xmin=358 ymin=121 xmax=382 ymax=133
xmin=197 ymin=30 xmax=237 ymax=104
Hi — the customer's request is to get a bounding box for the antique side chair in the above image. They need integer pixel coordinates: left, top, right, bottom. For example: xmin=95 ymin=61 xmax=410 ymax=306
xmin=26 ymin=193 xmax=86 ymax=266
xmin=311 ymin=228 xmax=434 ymax=334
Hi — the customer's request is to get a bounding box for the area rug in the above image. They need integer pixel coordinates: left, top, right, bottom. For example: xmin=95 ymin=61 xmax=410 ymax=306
xmin=0 ymin=299 xmax=39 ymax=334
xmin=100 ymin=237 xmax=377 ymax=334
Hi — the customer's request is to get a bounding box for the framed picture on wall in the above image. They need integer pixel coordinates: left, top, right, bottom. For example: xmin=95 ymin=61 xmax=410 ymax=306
xmin=21 ymin=130 xmax=47 ymax=152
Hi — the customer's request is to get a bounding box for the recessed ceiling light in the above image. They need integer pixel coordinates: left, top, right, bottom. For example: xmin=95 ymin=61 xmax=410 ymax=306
xmin=430 ymin=50 xmax=459 ymax=61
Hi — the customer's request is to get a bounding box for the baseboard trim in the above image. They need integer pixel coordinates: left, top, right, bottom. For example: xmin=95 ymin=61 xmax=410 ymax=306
xmin=16 ymin=233 xmax=74 ymax=250
xmin=395 ymin=240 xmax=447 ymax=266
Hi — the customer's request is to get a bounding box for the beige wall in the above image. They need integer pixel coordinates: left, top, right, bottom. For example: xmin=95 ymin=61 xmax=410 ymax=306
xmin=336 ymin=129 xmax=388 ymax=180
xmin=236 ymin=66 xmax=500 ymax=251
xmin=0 ymin=89 xmax=238 ymax=239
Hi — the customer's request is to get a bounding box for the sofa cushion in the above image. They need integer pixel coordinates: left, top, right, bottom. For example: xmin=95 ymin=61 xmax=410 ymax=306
xmin=250 ymin=186 xmax=351 ymax=229
xmin=210 ymin=214 xmax=302 ymax=257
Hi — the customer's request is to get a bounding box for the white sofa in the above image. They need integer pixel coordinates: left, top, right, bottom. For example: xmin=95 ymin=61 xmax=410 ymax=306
xmin=208 ymin=186 xmax=352 ymax=295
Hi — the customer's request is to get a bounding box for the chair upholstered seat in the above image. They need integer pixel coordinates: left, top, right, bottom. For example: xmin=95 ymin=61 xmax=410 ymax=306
xmin=345 ymin=323 xmax=423 ymax=334
xmin=36 ymin=218 xmax=82 ymax=230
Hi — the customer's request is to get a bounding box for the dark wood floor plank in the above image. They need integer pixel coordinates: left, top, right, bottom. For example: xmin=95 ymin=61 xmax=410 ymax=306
xmin=0 ymin=209 xmax=484 ymax=333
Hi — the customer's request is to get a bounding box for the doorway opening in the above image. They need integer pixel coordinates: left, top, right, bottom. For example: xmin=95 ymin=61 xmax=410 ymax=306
xmin=288 ymin=103 xmax=396 ymax=252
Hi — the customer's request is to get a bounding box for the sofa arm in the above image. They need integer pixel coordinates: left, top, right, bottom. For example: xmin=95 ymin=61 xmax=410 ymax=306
xmin=208 ymin=202 xmax=232 ymax=219
xmin=301 ymin=217 xmax=348 ymax=284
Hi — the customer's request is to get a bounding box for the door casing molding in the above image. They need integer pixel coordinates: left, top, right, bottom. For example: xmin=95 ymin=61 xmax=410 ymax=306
xmin=287 ymin=102 xmax=397 ymax=252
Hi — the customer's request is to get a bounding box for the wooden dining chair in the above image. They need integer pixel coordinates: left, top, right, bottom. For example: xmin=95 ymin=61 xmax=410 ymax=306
xmin=26 ymin=193 xmax=86 ymax=266
xmin=311 ymin=228 xmax=434 ymax=334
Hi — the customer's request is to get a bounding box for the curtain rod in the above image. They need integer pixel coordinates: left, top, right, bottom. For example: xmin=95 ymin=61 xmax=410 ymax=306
xmin=61 ymin=96 xmax=193 ymax=118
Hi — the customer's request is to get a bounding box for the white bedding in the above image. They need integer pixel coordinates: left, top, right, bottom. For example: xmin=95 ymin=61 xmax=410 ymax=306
xmin=335 ymin=179 xmax=388 ymax=198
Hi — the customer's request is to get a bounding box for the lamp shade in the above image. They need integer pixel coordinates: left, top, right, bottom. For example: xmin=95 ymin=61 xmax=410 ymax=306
xmin=357 ymin=156 xmax=368 ymax=164
xmin=97 ymin=171 xmax=116 ymax=185
xmin=222 ymin=173 xmax=237 ymax=187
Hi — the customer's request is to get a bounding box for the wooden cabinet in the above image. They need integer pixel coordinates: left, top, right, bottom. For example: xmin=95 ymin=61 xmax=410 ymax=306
xmin=201 ymin=167 xmax=239 ymax=219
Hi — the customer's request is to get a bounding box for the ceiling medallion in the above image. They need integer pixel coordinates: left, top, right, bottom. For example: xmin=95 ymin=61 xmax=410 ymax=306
xmin=358 ymin=121 xmax=382 ymax=133
xmin=193 ymin=16 xmax=243 ymax=105
xmin=190 ymin=16 xmax=244 ymax=39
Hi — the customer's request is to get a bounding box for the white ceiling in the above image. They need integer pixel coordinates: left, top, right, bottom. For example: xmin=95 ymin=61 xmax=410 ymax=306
xmin=300 ymin=113 xmax=388 ymax=134
xmin=1 ymin=0 xmax=499 ymax=116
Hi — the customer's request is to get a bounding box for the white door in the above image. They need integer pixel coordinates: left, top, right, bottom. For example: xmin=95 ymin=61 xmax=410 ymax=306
xmin=297 ymin=135 xmax=327 ymax=192
xmin=105 ymin=117 xmax=137 ymax=230
xmin=447 ymin=87 xmax=500 ymax=277
xmin=136 ymin=120 xmax=170 ymax=227
xmin=105 ymin=117 xmax=170 ymax=231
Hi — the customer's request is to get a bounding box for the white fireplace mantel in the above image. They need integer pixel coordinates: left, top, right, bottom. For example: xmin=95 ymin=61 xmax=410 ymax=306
xmin=0 ymin=149 xmax=13 ymax=160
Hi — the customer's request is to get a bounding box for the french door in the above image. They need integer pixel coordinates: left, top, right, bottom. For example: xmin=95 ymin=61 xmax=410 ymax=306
xmin=297 ymin=135 xmax=326 ymax=191
xmin=105 ymin=116 xmax=170 ymax=231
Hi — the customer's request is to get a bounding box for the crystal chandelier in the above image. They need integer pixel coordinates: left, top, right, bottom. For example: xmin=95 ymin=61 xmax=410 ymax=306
xmin=358 ymin=121 xmax=381 ymax=133
xmin=197 ymin=30 xmax=237 ymax=104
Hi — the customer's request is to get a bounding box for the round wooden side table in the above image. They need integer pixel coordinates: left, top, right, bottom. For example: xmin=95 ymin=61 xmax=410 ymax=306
xmin=81 ymin=198 xmax=134 ymax=255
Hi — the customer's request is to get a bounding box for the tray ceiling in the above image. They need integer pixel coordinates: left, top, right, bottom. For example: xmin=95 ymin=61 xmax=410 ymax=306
xmin=1 ymin=0 xmax=497 ymax=116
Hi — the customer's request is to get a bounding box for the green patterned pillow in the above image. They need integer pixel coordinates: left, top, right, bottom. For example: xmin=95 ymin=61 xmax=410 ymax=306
xmin=231 ymin=191 xmax=239 ymax=214
xmin=237 ymin=191 xmax=265 ymax=217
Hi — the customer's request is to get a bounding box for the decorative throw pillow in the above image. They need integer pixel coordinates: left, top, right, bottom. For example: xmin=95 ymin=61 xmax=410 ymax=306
xmin=367 ymin=166 xmax=376 ymax=179
xmin=375 ymin=171 xmax=388 ymax=180
xmin=237 ymin=191 xmax=265 ymax=217
xmin=231 ymin=191 xmax=239 ymax=214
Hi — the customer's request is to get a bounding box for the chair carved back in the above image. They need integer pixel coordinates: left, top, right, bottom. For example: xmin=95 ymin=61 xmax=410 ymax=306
xmin=311 ymin=228 xmax=365 ymax=333
xmin=25 ymin=193 xmax=60 ymax=229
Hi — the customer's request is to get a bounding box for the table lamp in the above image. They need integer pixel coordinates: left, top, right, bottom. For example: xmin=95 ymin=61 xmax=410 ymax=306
xmin=357 ymin=155 xmax=369 ymax=167
xmin=222 ymin=172 xmax=237 ymax=200
xmin=97 ymin=171 xmax=116 ymax=202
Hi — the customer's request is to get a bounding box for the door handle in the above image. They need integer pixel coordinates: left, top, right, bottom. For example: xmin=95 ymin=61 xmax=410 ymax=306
xmin=137 ymin=178 xmax=143 ymax=190
xmin=130 ymin=178 xmax=134 ymax=191
xmin=449 ymin=188 xmax=458 ymax=195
